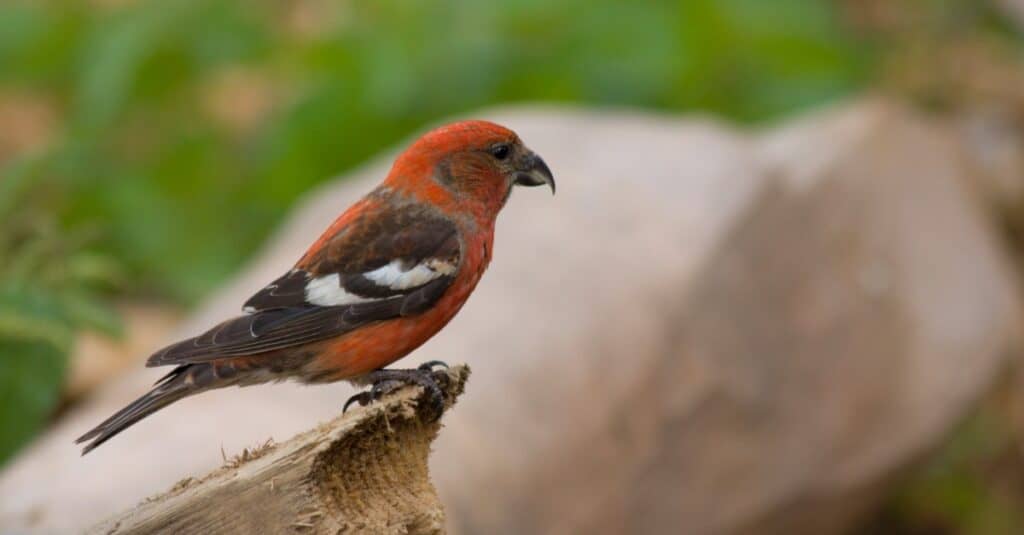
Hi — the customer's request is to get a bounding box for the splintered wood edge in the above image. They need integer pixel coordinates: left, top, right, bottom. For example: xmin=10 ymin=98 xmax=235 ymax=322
xmin=89 ymin=365 xmax=470 ymax=535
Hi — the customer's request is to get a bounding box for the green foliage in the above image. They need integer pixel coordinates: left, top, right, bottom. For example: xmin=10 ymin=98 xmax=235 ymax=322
xmin=0 ymin=0 xmax=871 ymax=304
xmin=0 ymin=157 xmax=121 ymax=463
xmin=0 ymin=291 xmax=71 ymax=463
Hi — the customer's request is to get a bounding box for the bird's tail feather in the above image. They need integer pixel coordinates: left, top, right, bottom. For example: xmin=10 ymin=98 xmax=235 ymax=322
xmin=75 ymin=364 xmax=215 ymax=455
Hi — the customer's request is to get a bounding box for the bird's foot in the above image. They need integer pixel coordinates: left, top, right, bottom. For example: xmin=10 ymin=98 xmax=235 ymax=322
xmin=343 ymin=361 xmax=451 ymax=419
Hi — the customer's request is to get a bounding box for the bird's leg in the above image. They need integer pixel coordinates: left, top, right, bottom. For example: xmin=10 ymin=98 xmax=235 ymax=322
xmin=343 ymin=361 xmax=451 ymax=419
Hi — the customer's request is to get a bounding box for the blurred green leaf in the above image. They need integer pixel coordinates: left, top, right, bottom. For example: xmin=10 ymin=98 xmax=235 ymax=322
xmin=0 ymin=286 xmax=71 ymax=463
xmin=0 ymin=337 xmax=66 ymax=463
xmin=58 ymin=291 xmax=122 ymax=338
xmin=0 ymin=144 xmax=122 ymax=465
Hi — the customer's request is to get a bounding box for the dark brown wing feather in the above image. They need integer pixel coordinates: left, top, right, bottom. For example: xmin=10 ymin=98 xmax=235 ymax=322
xmin=146 ymin=276 xmax=451 ymax=367
xmin=243 ymin=206 xmax=459 ymax=311
xmin=146 ymin=205 xmax=460 ymax=368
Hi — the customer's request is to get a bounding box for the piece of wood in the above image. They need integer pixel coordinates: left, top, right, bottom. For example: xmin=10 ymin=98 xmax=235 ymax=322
xmin=88 ymin=366 xmax=470 ymax=535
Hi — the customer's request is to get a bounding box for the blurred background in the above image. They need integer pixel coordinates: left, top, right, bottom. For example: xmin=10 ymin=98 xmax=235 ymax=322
xmin=2 ymin=0 xmax=1024 ymax=533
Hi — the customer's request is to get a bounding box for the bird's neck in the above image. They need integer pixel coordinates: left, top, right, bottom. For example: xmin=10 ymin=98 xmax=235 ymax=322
xmin=384 ymin=175 xmax=503 ymax=228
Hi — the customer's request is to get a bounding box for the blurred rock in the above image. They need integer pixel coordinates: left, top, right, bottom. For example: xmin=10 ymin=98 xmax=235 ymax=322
xmin=0 ymin=100 xmax=1019 ymax=534
xmin=956 ymin=105 xmax=1024 ymax=204
xmin=65 ymin=303 xmax=181 ymax=400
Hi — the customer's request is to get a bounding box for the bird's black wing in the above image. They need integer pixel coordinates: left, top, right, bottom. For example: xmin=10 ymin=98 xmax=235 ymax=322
xmin=146 ymin=207 xmax=460 ymax=367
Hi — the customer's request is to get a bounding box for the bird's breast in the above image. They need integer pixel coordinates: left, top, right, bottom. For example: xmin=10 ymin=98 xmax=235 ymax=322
xmin=303 ymin=226 xmax=494 ymax=381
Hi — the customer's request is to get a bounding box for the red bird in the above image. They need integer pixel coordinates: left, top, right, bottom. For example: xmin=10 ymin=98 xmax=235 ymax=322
xmin=76 ymin=120 xmax=554 ymax=454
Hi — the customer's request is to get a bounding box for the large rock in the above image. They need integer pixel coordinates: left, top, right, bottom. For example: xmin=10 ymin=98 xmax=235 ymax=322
xmin=0 ymin=100 xmax=1018 ymax=534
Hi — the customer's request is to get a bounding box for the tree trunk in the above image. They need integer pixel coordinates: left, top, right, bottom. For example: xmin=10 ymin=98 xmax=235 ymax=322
xmin=88 ymin=366 xmax=470 ymax=535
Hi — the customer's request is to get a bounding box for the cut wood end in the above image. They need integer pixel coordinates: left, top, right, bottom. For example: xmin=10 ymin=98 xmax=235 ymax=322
xmin=90 ymin=365 xmax=471 ymax=535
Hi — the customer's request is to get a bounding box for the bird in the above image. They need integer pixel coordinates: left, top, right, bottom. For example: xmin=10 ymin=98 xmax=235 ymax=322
xmin=76 ymin=120 xmax=554 ymax=454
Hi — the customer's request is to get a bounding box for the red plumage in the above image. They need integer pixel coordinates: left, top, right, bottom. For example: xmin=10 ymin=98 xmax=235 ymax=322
xmin=77 ymin=120 xmax=554 ymax=454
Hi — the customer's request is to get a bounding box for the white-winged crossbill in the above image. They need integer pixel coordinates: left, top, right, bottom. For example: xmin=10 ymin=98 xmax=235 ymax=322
xmin=77 ymin=120 xmax=554 ymax=454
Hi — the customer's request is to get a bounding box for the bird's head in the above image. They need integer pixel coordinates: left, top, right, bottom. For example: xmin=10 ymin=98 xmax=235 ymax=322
xmin=384 ymin=120 xmax=554 ymax=221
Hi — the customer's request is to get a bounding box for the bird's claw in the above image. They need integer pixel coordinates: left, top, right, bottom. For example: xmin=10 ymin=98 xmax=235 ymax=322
xmin=342 ymin=391 xmax=372 ymax=414
xmin=418 ymin=360 xmax=449 ymax=372
xmin=342 ymin=366 xmax=448 ymax=420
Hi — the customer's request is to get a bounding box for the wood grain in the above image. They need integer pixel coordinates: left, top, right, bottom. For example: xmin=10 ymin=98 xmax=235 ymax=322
xmin=88 ymin=366 xmax=469 ymax=535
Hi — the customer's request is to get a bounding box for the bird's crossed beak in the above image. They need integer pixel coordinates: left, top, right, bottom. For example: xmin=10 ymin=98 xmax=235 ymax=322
xmin=514 ymin=152 xmax=556 ymax=194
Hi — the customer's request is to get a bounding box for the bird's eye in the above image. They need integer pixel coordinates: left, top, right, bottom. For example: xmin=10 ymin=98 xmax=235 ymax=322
xmin=490 ymin=144 xmax=511 ymax=160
